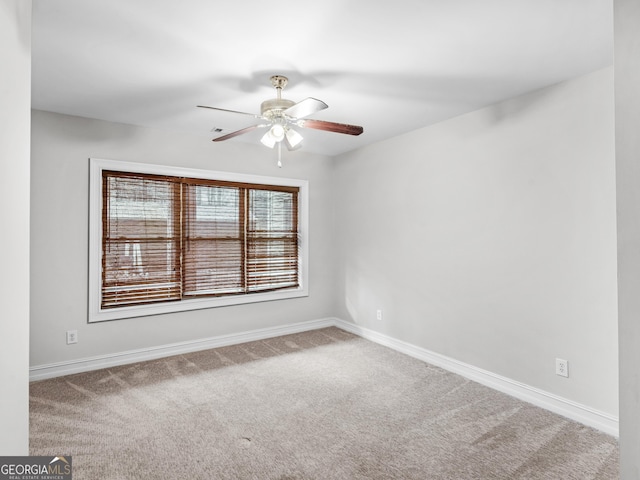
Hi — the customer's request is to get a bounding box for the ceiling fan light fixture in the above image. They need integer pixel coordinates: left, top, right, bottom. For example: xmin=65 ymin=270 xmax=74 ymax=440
xmin=260 ymin=130 xmax=277 ymax=148
xmin=269 ymin=123 xmax=285 ymax=141
xmin=285 ymin=127 xmax=303 ymax=149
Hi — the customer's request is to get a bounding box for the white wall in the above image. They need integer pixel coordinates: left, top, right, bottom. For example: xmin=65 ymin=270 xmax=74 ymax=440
xmin=614 ymin=0 xmax=640 ymax=476
xmin=333 ymin=67 xmax=618 ymax=416
xmin=0 ymin=0 xmax=31 ymax=455
xmin=30 ymin=111 xmax=336 ymax=366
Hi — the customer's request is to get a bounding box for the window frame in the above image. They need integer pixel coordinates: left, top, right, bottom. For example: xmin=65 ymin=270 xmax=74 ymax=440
xmin=88 ymin=158 xmax=309 ymax=322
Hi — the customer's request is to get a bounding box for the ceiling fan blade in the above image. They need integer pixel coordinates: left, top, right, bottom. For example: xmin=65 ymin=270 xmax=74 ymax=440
xmin=283 ymin=97 xmax=328 ymax=119
xmin=212 ymin=124 xmax=266 ymax=142
xmin=298 ymin=119 xmax=364 ymax=136
xmin=197 ymin=105 xmax=263 ymax=119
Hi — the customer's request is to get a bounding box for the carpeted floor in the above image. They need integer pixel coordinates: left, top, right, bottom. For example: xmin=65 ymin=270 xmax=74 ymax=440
xmin=30 ymin=327 xmax=618 ymax=479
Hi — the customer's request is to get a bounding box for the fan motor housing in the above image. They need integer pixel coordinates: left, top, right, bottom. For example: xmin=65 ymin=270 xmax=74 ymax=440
xmin=261 ymin=98 xmax=295 ymax=118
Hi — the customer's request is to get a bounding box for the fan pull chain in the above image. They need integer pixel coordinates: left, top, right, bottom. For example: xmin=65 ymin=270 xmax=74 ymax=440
xmin=277 ymin=142 xmax=283 ymax=168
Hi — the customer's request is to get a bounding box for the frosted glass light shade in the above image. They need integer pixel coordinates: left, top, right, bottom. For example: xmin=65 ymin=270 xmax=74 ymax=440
xmin=285 ymin=128 xmax=303 ymax=148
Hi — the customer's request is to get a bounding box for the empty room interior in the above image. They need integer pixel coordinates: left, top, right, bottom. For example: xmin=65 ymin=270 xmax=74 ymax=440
xmin=4 ymin=0 xmax=640 ymax=478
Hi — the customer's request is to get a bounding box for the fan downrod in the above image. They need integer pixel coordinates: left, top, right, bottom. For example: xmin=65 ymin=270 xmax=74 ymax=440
xmin=261 ymin=75 xmax=294 ymax=116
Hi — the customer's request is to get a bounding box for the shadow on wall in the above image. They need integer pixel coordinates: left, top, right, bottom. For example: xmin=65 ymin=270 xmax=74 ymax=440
xmin=1 ymin=0 xmax=31 ymax=49
xmin=488 ymin=85 xmax=560 ymax=125
xmin=34 ymin=111 xmax=141 ymax=144
xmin=343 ymin=263 xmax=395 ymax=329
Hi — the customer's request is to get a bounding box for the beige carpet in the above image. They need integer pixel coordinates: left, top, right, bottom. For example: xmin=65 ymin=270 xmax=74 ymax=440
xmin=30 ymin=327 xmax=618 ymax=479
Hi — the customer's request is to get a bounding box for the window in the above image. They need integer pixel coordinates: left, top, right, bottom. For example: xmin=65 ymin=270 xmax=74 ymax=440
xmin=89 ymin=159 xmax=308 ymax=322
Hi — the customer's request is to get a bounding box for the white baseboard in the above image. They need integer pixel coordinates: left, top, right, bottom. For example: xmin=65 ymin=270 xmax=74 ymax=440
xmin=29 ymin=316 xmax=619 ymax=437
xmin=29 ymin=318 xmax=334 ymax=382
xmin=333 ymin=318 xmax=619 ymax=438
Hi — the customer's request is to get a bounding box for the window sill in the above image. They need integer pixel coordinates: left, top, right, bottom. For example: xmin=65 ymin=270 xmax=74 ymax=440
xmin=89 ymin=286 xmax=308 ymax=323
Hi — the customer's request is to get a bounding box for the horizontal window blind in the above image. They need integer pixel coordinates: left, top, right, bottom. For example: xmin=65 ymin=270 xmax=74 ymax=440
xmin=101 ymin=170 xmax=300 ymax=309
xmin=182 ymin=182 xmax=243 ymax=297
xmin=102 ymin=172 xmax=182 ymax=307
xmin=247 ymin=189 xmax=299 ymax=292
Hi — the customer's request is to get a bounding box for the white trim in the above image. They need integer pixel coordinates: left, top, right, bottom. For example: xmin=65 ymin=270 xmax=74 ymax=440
xmin=29 ymin=318 xmax=334 ymax=382
xmin=333 ymin=319 xmax=619 ymax=437
xmin=88 ymin=157 xmax=309 ymax=322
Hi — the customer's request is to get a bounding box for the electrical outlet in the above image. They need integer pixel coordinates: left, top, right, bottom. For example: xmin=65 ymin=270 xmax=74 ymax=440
xmin=376 ymin=309 xmax=383 ymax=321
xmin=555 ymin=358 xmax=569 ymax=377
xmin=66 ymin=330 xmax=78 ymax=345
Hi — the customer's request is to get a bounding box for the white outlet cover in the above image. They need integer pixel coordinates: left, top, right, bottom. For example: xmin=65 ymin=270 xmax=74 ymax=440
xmin=66 ymin=330 xmax=78 ymax=344
xmin=555 ymin=358 xmax=569 ymax=377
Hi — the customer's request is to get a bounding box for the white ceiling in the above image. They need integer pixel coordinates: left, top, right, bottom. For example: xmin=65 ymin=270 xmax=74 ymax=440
xmin=31 ymin=0 xmax=613 ymax=157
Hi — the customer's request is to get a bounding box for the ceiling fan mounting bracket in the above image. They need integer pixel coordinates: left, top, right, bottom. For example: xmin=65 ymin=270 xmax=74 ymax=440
xmin=270 ymin=75 xmax=288 ymax=91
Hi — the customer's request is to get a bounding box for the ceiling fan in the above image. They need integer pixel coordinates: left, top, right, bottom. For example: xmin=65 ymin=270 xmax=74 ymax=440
xmin=197 ymin=75 xmax=364 ymax=151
